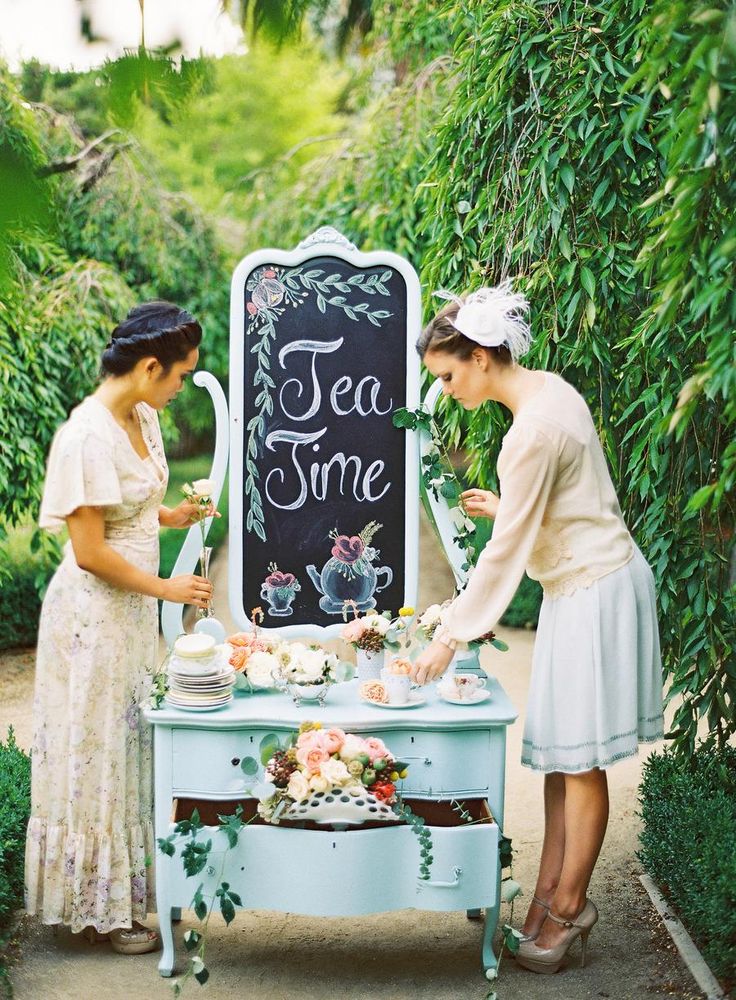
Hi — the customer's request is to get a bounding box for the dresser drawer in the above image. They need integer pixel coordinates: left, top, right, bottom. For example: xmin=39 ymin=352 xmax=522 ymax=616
xmin=171 ymin=728 xmax=283 ymax=796
xmin=380 ymin=729 xmax=491 ymax=797
xmin=164 ymin=801 xmax=499 ymax=916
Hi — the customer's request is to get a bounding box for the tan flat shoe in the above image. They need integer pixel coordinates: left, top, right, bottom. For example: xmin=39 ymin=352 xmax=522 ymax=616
xmin=81 ymin=927 xmax=110 ymax=944
xmin=109 ymin=922 xmax=160 ymax=955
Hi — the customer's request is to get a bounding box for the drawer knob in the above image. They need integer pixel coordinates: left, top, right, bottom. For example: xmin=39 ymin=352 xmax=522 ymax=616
xmin=231 ymin=757 xmax=241 ymax=766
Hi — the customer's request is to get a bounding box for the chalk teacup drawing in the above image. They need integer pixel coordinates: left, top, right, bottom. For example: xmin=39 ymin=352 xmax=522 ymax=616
xmin=260 ymin=563 xmax=301 ymax=617
xmin=307 ymin=521 xmax=393 ymax=615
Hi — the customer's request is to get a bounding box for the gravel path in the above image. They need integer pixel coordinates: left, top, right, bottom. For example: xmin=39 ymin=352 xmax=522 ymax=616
xmin=0 ymin=513 xmax=703 ymax=999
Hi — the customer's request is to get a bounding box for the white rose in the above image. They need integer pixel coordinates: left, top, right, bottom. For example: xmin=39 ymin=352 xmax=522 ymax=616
xmin=309 ymin=774 xmax=329 ymax=793
xmin=320 ymin=757 xmax=350 ymax=787
xmin=295 ymin=649 xmax=327 ymax=683
xmin=339 ymin=733 xmax=368 ymax=762
xmin=246 ymin=650 xmax=278 ymax=688
xmin=192 ymin=478 xmax=217 ymax=498
xmin=286 ymin=770 xmax=310 ymax=801
xmin=363 ymin=613 xmax=391 ymax=636
xmin=345 ymin=779 xmax=364 ymax=795
xmin=418 ymin=604 xmax=443 ymax=627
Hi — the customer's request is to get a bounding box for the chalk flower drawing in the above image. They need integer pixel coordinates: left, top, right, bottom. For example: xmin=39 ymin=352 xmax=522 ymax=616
xmin=244 ymin=265 xmax=393 ymax=540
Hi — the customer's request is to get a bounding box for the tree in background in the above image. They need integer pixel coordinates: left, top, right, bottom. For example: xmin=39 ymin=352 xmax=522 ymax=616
xmin=230 ymin=0 xmax=735 ymax=755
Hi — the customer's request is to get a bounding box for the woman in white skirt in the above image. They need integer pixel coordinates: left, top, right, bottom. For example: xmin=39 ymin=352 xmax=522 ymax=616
xmin=411 ymin=283 xmax=664 ymax=974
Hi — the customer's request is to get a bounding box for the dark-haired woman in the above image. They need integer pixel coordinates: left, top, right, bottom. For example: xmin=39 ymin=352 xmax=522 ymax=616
xmin=410 ymin=284 xmax=663 ymax=974
xmin=25 ymin=302 xmax=215 ymax=953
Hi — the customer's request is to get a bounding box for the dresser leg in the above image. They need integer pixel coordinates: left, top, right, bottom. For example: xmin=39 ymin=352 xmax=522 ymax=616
xmin=172 ymin=907 xmax=182 ymax=923
xmin=481 ymin=907 xmax=499 ymax=976
xmin=466 ymin=908 xmax=482 ymax=920
xmin=158 ymin=905 xmax=176 ymax=977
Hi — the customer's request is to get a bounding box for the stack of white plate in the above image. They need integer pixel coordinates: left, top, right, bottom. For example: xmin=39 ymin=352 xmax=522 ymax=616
xmin=164 ymin=634 xmax=235 ymax=711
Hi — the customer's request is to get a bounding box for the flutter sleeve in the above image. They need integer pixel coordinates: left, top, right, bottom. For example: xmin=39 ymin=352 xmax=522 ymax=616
xmin=39 ymin=423 xmax=123 ymax=532
xmin=434 ymin=422 xmax=559 ymax=647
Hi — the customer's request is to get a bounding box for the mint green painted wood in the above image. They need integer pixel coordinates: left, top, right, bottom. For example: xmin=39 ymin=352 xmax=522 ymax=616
xmin=145 ymin=678 xmax=517 ymax=978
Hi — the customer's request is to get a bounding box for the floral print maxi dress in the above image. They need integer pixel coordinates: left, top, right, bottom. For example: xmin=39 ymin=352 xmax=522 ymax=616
xmin=25 ymin=397 xmax=167 ymax=933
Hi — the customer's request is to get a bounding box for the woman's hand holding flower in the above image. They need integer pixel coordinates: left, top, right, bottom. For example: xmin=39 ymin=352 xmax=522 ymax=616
xmin=160 ymin=498 xmax=221 ymax=529
xmin=410 ymin=639 xmax=455 ymax=686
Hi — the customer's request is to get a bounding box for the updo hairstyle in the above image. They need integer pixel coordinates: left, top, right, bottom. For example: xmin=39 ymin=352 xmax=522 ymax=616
xmin=101 ymin=301 xmax=202 ymax=377
xmin=416 ymin=300 xmax=511 ymax=366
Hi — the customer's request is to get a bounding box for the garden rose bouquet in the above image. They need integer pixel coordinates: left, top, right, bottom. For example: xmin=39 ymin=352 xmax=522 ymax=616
xmin=275 ymin=642 xmax=352 ymax=686
xmin=258 ymin=722 xmax=409 ymax=824
xmin=225 ymin=631 xmax=282 ymax=689
xmin=341 ymin=606 xmax=414 ymax=654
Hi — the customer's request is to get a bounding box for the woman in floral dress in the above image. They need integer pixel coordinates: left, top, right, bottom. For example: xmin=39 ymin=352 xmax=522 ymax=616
xmin=25 ymin=302 xmax=215 ymax=954
xmin=412 ymin=284 xmax=663 ymax=975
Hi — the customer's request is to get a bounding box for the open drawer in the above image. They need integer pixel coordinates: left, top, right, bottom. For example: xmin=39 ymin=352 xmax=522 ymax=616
xmin=162 ymin=798 xmax=499 ymax=917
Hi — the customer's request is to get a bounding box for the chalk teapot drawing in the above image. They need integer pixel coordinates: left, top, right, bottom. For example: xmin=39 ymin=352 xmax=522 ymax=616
xmin=307 ymin=521 xmax=393 ymax=614
xmin=260 ymin=562 xmax=300 ymax=617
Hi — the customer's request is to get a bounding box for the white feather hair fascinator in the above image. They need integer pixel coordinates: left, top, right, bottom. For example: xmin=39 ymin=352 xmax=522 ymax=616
xmin=434 ymin=280 xmax=532 ymax=362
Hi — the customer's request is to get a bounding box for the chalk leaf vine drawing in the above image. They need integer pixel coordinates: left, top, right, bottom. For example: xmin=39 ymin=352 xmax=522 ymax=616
xmin=244 ymin=264 xmax=393 ymax=540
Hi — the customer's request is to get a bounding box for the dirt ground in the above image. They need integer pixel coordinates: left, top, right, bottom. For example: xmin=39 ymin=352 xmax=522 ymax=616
xmin=0 ymin=514 xmax=704 ymax=1000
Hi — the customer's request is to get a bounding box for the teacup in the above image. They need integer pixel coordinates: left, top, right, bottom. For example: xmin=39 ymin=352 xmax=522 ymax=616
xmin=439 ymin=673 xmax=487 ymax=701
xmin=381 ymin=668 xmax=411 ymax=705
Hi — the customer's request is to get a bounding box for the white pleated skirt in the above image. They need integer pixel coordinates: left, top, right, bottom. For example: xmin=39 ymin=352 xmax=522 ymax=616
xmin=521 ymin=546 xmax=664 ymax=773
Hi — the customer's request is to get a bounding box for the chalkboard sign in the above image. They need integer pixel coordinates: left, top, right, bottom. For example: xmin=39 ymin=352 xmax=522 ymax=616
xmin=229 ymin=228 xmax=421 ymax=639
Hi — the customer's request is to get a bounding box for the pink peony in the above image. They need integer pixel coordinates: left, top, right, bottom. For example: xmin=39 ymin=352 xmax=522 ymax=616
xmin=331 ymin=535 xmax=365 ymax=564
xmin=266 ymin=570 xmax=296 ymax=589
xmin=322 ymin=728 xmax=346 ymax=754
xmin=296 ymin=745 xmax=331 ymax=774
xmin=341 ymin=618 xmax=366 ymax=643
xmin=363 ymin=737 xmax=389 ymax=763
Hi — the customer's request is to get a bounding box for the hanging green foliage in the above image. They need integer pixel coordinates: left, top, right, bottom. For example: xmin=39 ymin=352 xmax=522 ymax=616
xmin=232 ymin=0 xmax=734 ymax=755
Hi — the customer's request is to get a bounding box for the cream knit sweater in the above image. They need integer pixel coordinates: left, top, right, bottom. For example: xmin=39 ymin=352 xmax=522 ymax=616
xmin=435 ymin=372 xmax=634 ymax=647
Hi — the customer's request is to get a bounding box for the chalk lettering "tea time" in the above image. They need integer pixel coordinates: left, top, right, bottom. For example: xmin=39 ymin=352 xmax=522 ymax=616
xmin=264 ymin=338 xmax=394 ymax=510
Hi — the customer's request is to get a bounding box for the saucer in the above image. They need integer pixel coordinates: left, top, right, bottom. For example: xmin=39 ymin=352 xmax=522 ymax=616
xmin=437 ymin=689 xmax=491 ymax=706
xmin=360 ymin=693 xmax=427 ymax=710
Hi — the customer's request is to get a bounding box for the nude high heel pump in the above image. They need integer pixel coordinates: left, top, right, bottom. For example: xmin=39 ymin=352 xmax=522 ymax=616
xmin=517 ymin=895 xmax=552 ymax=943
xmin=515 ymin=899 xmax=598 ymax=974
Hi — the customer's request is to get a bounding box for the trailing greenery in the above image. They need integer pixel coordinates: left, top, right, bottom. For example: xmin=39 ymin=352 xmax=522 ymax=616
xmin=0 ymin=729 xmax=31 ymax=995
xmin=232 ymin=0 xmax=735 ymax=756
xmin=638 ymin=744 xmax=736 ymax=984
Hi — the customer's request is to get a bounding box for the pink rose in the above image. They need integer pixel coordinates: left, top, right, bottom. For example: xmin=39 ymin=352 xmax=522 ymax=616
xmin=266 ymin=570 xmax=296 ymax=589
xmin=322 ymin=728 xmax=346 ymax=754
xmin=341 ymin=618 xmax=366 ymax=643
xmin=363 ymin=737 xmax=389 ymax=763
xmin=263 ymin=268 xmax=276 ymax=278
xmin=295 ymin=745 xmax=330 ymax=774
xmin=331 ymin=535 xmax=365 ymax=564
xmin=296 ymin=729 xmax=325 ymax=751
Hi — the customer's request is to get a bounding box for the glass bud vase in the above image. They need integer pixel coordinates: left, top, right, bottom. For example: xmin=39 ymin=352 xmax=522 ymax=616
xmin=197 ymin=545 xmax=215 ymax=619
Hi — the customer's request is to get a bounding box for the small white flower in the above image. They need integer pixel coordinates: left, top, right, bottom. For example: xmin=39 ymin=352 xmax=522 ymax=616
xmin=363 ymin=613 xmax=391 ymax=636
xmin=418 ymin=603 xmax=443 ymax=627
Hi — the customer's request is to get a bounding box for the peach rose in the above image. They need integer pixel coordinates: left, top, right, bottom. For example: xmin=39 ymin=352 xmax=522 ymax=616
xmin=296 ymin=729 xmax=326 ymax=752
xmin=295 ymin=745 xmax=330 ymax=774
xmin=226 ymin=632 xmax=252 ymax=648
xmin=341 ymin=618 xmax=366 ymax=643
xmin=321 ymin=728 xmax=346 ymax=754
xmin=228 ymin=647 xmax=249 ymax=671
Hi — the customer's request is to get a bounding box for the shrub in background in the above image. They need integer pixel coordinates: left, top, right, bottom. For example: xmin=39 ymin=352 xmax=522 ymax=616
xmin=0 ymin=728 xmax=31 ymax=993
xmin=639 ymin=745 xmax=736 ymax=984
